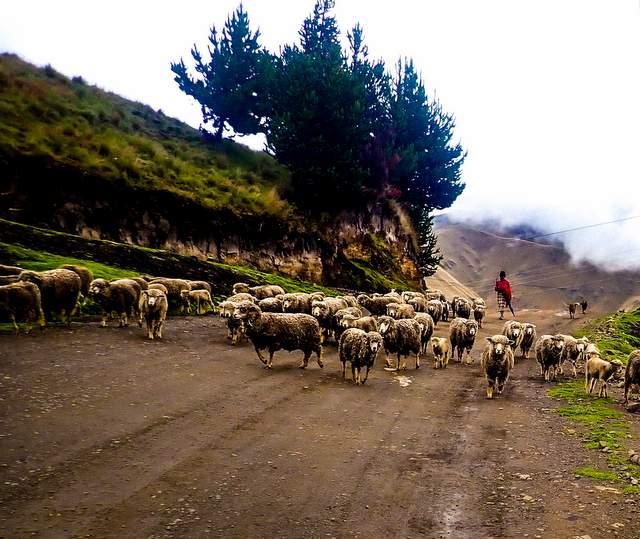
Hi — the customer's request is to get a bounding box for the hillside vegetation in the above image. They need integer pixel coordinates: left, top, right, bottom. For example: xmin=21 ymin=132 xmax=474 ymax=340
xmin=0 ymin=53 xmax=291 ymax=219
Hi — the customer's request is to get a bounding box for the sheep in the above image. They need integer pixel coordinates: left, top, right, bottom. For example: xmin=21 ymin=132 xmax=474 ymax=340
xmin=232 ymin=283 xmax=285 ymax=300
xmin=534 ymin=335 xmax=566 ymax=381
xmin=519 ymin=323 xmax=537 ymax=359
xmin=282 ymin=293 xmax=313 ymax=314
xmin=232 ymin=302 xmax=323 ymax=369
xmin=338 ymin=329 xmax=384 ymax=385
xmin=188 ymin=280 xmax=212 ymax=293
xmin=480 ymin=335 xmax=515 ymax=399
xmin=356 ymin=294 xmax=400 ymax=316
xmin=402 ymin=291 xmax=426 ymax=303
xmin=0 ymin=264 xmax=24 ymax=275
xmin=425 ymin=290 xmax=444 ymax=301
xmin=147 ymin=282 xmax=168 ymax=295
xmin=149 ymin=278 xmax=191 ymax=310
xmin=333 ymin=307 xmax=364 ymax=340
xmin=377 ymin=315 xmax=422 ymax=370
xmin=383 ymin=290 xmax=404 ymax=302
xmin=218 ymin=300 xmax=245 ymax=344
xmin=339 ymin=314 xmax=378 ymax=333
xmin=386 ymin=302 xmax=416 ymax=320
xmin=624 ymin=350 xmax=640 ymax=404
xmin=473 ymin=304 xmax=485 ymax=328
xmin=426 ymin=299 xmax=443 ymax=325
xmin=449 ymin=318 xmax=479 ymax=364
xmin=18 ymin=269 xmax=81 ymax=326
xmin=413 ymin=312 xmax=435 ymax=355
xmin=585 ymin=355 xmax=624 ymax=398
xmin=450 ymin=296 xmax=460 ymax=317
xmin=227 ymin=293 xmax=257 ymax=304
xmin=440 ymin=299 xmax=450 ymax=322
xmin=472 ymin=297 xmax=486 ymax=309
xmin=140 ymin=289 xmax=168 ymax=340
xmin=454 ymin=298 xmax=472 ymax=319
xmin=339 ymin=295 xmax=358 ymax=308
xmin=0 ymin=281 xmax=45 ymax=334
xmin=59 ymin=264 xmax=94 ymax=298
xmin=567 ymin=302 xmax=580 ymax=319
xmin=430 ymin=336 xmax=450 ymax=369
xmin=502 ymin=321 xmax=524 ymax=351
xmin=557 ymin=335 xmax=590 ymax=377
xmin=88 ymin=278 xmax=140 ymax=328
xmin=129 ymin=277 xmax=149 ymax=291
xmin=312 ymin=297 xmax=349 ymax=339
xmin=181 ymin=289 xmax=215 ymax=315
xmin=258 ymin=297 xmax=284 ymax=313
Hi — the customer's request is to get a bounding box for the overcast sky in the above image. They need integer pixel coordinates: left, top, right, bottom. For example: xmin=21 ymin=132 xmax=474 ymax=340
xmin=1 ymin=1 xmax=639 ymax=269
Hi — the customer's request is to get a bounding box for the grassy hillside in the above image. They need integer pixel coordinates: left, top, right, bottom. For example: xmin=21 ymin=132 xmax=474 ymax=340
xmin=0 ymin=53 xmax=290 ymax=218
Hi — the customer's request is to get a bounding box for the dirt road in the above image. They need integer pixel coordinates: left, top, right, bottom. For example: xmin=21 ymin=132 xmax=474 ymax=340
xmin=0 ymin=310 xmax=638 ymax=538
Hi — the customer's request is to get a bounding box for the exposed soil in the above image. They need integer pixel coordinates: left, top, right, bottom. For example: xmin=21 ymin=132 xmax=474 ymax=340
xmin=0 ymin=309 xmax=638 ymax=538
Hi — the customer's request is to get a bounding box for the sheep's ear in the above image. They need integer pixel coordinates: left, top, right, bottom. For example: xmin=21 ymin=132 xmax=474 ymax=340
xmin=486 ymin=337 xmax=493 ymax=343
xmin=508 ymin=340 xmax=515 ymax=347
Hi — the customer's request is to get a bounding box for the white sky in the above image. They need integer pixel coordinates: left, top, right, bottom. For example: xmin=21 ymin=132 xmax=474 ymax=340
xmin=1 ymin=0 xmax=639 ymax=268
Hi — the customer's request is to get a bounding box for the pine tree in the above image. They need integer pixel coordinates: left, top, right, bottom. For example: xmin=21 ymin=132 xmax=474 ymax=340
xmin=170 ymin=4 xmax=271 ymax=142
xmin=416 ymin=211 xmax=443 ymax=277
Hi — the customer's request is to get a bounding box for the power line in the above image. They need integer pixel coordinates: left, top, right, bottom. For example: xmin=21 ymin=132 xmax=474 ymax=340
xmin=521 ymin=215 xmax=640 ymax=241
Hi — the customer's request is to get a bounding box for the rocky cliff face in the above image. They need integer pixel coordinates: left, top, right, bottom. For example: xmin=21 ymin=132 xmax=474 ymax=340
xmin=1 ymin=164 xmax=420 ymax=290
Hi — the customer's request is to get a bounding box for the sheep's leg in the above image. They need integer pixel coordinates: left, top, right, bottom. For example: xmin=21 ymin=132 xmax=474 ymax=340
xmin=588 ymin=377 xmax=597 ymax=394
xmin=101 ymin=314 xmax=108 ymax=327
xmin=156 ymin=319 xmax=164 ymax=339
xmin=362 ymin=365 xmax=370 ymax=384
xmin=486 ymin=379 xmax=494 ymax=399
xmin=254 ymin=345 xmax=267 ymax=366
xmin=572 ymin=362 xmax=577 ymax=378
xmin=267 ymin=349 xmax=278 ymax=369
xmin=624 ymin=382 xmax=629 ymax=404
xmin=602 ymin=382 xmax=608 ymax=399
xmin=146 ymin=319 xmax=154 ymax=340
xmin=315 ymin=346 xmax=324 ymax=368
xmin=351 ymin=364 xmax=357 ymax=383
xmin=557 ymin=363 xmax=564 ymax=376
xmin=11 ymin=315 xmax=19 ymax=335
xmin=298 ymin=351 xmax=309 ymax=369
xmin=384 ymin=353 xmax=392 ymax=368
xmin=465 ymin=348 xmax=473 ymax=365
xmin=415 ymin=354 xmax=420 ymax=369
xmin=341 ymin=361 xmax=346 ymax=379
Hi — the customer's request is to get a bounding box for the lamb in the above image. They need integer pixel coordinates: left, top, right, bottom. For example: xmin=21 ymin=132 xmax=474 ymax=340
xmin=448 ymin=318 xmax=479 ymax=364
xmin=624 ymin=350 xmax=640 ymax=404
xmin=140 ymin=289 xmax=168 ymax=340
xmin=356 ymin=294 xmax=400 ymax=316
xmin=338 ymin=329 xmax=384 ymax=385
xmin=181 ymin=289 xmax=215 ymax=315
xmin=430 ymin=336 xmax=450 ymax=369
xmin=557 ymin=335 xmax=589 ymax=377
xmin=188 ymin=280 xmax=212 ymax=293
xmin=339 ymin=314 xmax=378 ymax=333
xmin=232 ymin=282 xmax=285 ymax=299
xmin=377 ymin=315 xmax=422 ymax=370
xmin=519 ymin=323 xmax=537 ymax=359
xmin=454 ymin=298 xmax=472 ymax=319
xmin=473 ymin=304 xmax=485 ymax=328
xmin=258 ymin=297 xmax=284 ymax=313
xmin=312 ymin=297 xmax=349 ymax=339
xmin=59 ymin=264 xmax=94 ymax=298
xmin=282 ymin=293 xmax=313 ymax=314
xmin=480 ymin=335 xmax=515 ymax=399
xmin=534 ymin=335 xmax=566 ymax=381
xmin=567 ymin=302 xmax=580 ymax=319
xmin=427 ymin=299 xmax=443 ymax=325
xmin=386 ymin=302 xmax=416 ymax=320
xmin=218 ymin=300 xmax=245 ymax=344
xmin=149 ymin=278 xmax=191 ymax=309
xmin=0 ymin=281 xmax=45 ymax=334
xmin=585 ymin=355 xmax=624 ymax=398
xmin=502 ymin=321 xmax=524 ymax=351
xmin=18 ymin=269 xmax=81 ymax=326
xmin=89 ymin=278 xmax=141 ymax=327
xmin=413 ymin=312 xmax=435 ymax=355
xmin=232 ymin=302 xmax=323 ymax=369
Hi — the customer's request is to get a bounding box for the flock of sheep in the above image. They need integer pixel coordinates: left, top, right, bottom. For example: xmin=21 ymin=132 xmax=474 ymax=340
xmin=0 ymin=263 xmax=638 ymax=404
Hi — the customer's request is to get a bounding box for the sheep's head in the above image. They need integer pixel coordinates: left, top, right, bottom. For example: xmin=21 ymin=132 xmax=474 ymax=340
xmin=18 ymin=270 xmax=42 ymax=287
xmin=218 ymin=301 xmax=236 ymax=318
xmin=377 ymin=316 xmax=395 ymax=335
xmin=180 ymin=290 xmax=190 ymax=299
xmin=356 ymin=294 xmax=370 ymax=306
xmin=233 ymin=301 xmax=261 ymax=322
xmin=486 ymin=335 xmax=514 ymax=355
xmin=367 ymin=332 xmax=384 ymax=353
xmin=610 ymin=359 xmax=624 ymax=371
xmin=309 ymin=292 xmax=325 ymax=302
xmin=464 ymin=320 xmax=479 ymax=337
xmin=509 ymin=322 xmax=523 ymax=338
xmin=232 ymin=282 xmax=250 ymax=295
xmin=145 ymin=289 xmax=165 ymax=307
xmin=550 ymin=335 xmax=565 ymax=352
xmin=431 ymin=336 xmax=445 ymax=349
xmin=524 ymin=324 xmax=536 ymax=336
xmin=386 ymin=303 xmax=399 ymax=317
xmin=311 ymin=300 xmax=330 ymax=318
xmin=89 ymin=278 xmax=109 ymax=297
xmin=340 ymin=314 xmax=358 ymax=328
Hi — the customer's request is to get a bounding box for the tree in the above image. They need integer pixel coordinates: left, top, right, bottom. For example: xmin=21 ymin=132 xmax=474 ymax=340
xmin=415 ymin=211 xmax=443 ymax=277
xmin=170 ymin=4 xmax=271 ymax=142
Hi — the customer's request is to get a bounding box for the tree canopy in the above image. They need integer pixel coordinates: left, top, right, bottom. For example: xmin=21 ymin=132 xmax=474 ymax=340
xmin=172 ymin=0 xmax=466 ymax=275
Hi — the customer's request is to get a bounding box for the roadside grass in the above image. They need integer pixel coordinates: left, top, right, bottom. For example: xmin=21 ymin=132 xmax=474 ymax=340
xmin=548 ymin=310 xmax=640 ymax=490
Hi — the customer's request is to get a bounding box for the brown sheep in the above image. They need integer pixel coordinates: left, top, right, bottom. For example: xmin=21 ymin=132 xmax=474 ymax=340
xmin=89 ymin=278 xmax=140 ymax=328
xmin=188 ymin=280 xmax=212 ymax=293
xmin=534 ymin=335 xmax=565 ymax=381
xmin=624 ymin=350 xmax=640 ymax=404
xmin=386 ymin=302 xmax=416 ymax=320
xmin=181 ymin=289 xmax=215 ymax=315
xmin=149 ymin=278 xmax=191 ymax=309
xmin=0 ymin=264 xmax=24 ymax=276
xmin=480 ymin=335 xmax=515 ymax=399
xmin=519 ymin=323 xmax=537 ymax=359
xmin=0 ymin=281 xmax=45 ymax=334
xmin=59 ymin=264 xmax=94 ymax=297
xmin=585 ymin=355 xmax=624 ymax=398
xmin=140 ymin=289 xmax=168 ymax=340
xmin=431 ymin=336 xmax=450 ymax=369
xmin=232 ymin=283 xmax=285 ymax=300
xmin=147 ymin=282 xmax=168 ymax=295
xmin=18 ymin=269 xmax=81 ymax=326
xmin=449 ymin=318 xmax=479 ymax=364
xmin=258 ymin=297 xmax=284 ymax=313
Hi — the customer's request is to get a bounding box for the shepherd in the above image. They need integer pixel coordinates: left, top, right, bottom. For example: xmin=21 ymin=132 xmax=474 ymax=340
xmin=495 ymin=270 xmax=514 ymax=320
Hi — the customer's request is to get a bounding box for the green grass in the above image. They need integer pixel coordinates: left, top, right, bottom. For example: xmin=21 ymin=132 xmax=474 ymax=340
xmin=575 ymin=310 xmax=640 ymax=364
xmin=0 ymin=53 xmax=291 ymax=219
xmin=574 ymin=466 xmax=618 ymax=481
xmin=0 ymin=242 xmax=137 ymax=280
